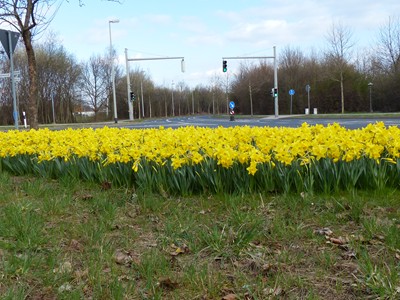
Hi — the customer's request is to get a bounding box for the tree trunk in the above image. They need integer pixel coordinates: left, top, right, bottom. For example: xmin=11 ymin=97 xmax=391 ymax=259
xmin=22 ymin=30 xmax=39 ymax=129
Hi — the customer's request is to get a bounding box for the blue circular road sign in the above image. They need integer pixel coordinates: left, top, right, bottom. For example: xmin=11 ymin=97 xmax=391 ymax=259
xmin=229 ymin=101 xmax=235 ymax=109
xmin=289 ymin=89 xmax=295 ymax=96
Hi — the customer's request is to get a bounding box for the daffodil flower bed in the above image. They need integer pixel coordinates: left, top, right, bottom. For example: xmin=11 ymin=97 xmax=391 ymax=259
xmin=0 ymin=122 xmax=399 ymax=194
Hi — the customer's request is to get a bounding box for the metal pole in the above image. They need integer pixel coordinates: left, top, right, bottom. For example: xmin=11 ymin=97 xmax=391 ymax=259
xmin=141 ymin=80 xmax=144 ymax=118
xmin=149 ymin=95 xmax=152 ymax=118
xmin=8 ymin=32 xmax=18 ymax=129
xmin=212 ymin=87 xmax=215 ymax=115
xmin=109 ymin=21 xmax=112 ymax=120
xmin=125 ymin=48 xmax=134 ymax=120
xmin=111 ymin=67 xmax=118 ymax=123
xmin=192 ymin=91 xmax=194 ymax=115
xmin=249 ymin=82 xmax=253 ymax=116
xmin=368 ymin=82 xmax=373 ymax=112
xmin=290 ymin=94 xmax=293 ymax=115
xmin=273 ymin=46 xmax=279 ymax=118
xmin=128 ymin=56 xmax=184 ymax=62
xmin=165 ymin=94 xmax=167 ymax=117
xmin=226 ymin=73 xmax=229 ymax=114
xmin=51 ymin=93 xmax=56 ymax=123
xmin=171 ymin=81 xmax=175 ymax=116
xmin=109 ymin=20 xmax=119 ymax=123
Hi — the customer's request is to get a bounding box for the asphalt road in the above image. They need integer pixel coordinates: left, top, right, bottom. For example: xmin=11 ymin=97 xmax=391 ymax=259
xmin=6 ymin=114 xmax=396 ymax=131
xmin=122 ymin=115 xmax=400 ymax=130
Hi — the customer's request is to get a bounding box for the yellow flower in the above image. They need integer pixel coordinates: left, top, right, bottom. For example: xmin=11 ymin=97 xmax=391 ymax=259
xmin=246 ymin=161 xmax=258 ymax=175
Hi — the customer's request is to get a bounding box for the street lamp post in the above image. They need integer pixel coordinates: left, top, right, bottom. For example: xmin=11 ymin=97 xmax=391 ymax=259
xmin=368 ymin=82 xmax=373 ymax=112
xmin=109 ymin=19 xmax=119 ymax=123
xmin=171 ymin=80 xmax=175 ymax=116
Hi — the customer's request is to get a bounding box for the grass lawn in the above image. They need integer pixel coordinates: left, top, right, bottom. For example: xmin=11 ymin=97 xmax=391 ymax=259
xmin=0 ymin=172 xmax=399 ymax=299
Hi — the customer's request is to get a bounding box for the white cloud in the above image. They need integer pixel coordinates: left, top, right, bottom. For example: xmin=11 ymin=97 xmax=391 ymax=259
xmin=48 ymin=0 xmax=400 ymax=88
xmin=179 ymin=16 xmax=208 ymax=33
xmin=227 ymin=20 xmax=287 ymax=42
xmin=145 ymin=14 xmax=172 ymax=25
xmin=186 ymin=34 xmax=222 ymax=47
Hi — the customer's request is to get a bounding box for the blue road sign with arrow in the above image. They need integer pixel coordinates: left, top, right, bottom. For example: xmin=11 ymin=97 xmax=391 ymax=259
xmin=229 ymin=101 xmax=235 ymax=109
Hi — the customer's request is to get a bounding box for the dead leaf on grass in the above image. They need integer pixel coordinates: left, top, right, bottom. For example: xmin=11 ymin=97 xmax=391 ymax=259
xmin=118 ymin=275 xmax=134 ymax=281
xmin=327 ymin=237 xmax=345 ymax=245
xmin=75 ymin=193 xmax=93 ymax=201
xmin=58 ymin=283 xmax=73 ymax=293
xmin=170 ymin=243 xmax=190 ymax=256
xmin=335 ymin=261 xmax=360 ymax=274
xmin=368 ymin=238 xmax=384 ymax=245
xmin=314 ymin=227 xmax=333 ymax=236
xmin=74 ymin=268 xmax=89 ymax=280
xmin=157 ymin=278 xmax=178 ymax=290
xmin=374 ymin=234 xmax=385 ymax=241
xmin=69 ymin=239 xmax=83 ymax=251
xmin=341 ymin=250 xmax=357 ymax=260
xmin=222 ymin=293 xmax=237 ymax=300
xmin=262 ymin=263 xmax=279 ymax=276
xmin=351 ymin=234 xmax=366 ymax=242
xmin=338 ymin=244 xmax=350 ymax=251
xmin=101 ymin=181 xmax=112 ymax=190
xmin=53 ymin=261 xmax=72 ymax=274
xmin=250 ymin=240 xmax=261 ymax=246
xmin=343 ymin=203 xmax=351 ymax=210
xmin=114 ymin=250 xmax=133 ymax=265
xmin=263 ymin=286 xmax=283 ymax=297
xmin=244 ymin=292 xmax=254 ymax=300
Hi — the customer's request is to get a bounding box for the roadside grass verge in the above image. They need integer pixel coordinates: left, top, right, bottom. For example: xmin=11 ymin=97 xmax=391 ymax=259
xmin=0 ymin=172 xmax=399 ymax=299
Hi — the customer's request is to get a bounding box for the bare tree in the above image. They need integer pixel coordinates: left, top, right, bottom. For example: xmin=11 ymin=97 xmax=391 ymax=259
xmin=80 ymin=54 xmax=109 ymax=121
xmin=377 ymin=16 xmax=400 ymax=74
xmin=279 ymin=46 xmax=305 ymax=113
xmin=376 ymin=16 xmax=400 ymax=110
xmin=36 ymin=34 xmax=81 ymax=123
xmin=13 ymin=33 xmax=81 ymax=124
xmin=0 ymin=0 xmax=120 ymax=129
xmin=280 ymin=46 xmax=304 ymax=86
xmin=0 ymin=0 xmax=61 ymax=128
xmin=230 ymin=61 xmax=274 ymax=115
xmin=325 ymin=22 xmax=354 ymax=113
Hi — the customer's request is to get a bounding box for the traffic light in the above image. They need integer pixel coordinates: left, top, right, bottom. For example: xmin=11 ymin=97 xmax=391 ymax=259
xmin=130 ymin=91 xmax=135 ymax=101
xmin=222 ymin=60 xmax=227 ymax=72
xmin=273 ymin=88 xmax=278 ymax=97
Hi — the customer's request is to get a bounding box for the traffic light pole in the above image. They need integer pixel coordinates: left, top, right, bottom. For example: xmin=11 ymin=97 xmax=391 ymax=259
xmin=273 ymin=46 xmax=278 ymax=118
xmin=124 ymin=48 xmax=134 ymax=120
xmin=125 ymin=51 xmax=185 ymax=121
xmin=222 ymin=46 xmax=278 ymax=118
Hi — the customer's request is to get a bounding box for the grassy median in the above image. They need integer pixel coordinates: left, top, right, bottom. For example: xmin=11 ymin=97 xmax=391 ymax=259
xmin=0 ymin=172 xmax=399 ymax=299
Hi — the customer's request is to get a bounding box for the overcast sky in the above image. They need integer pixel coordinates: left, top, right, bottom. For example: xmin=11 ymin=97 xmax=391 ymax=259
xmin=46 ymin=0 xmax=399 ymax=87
